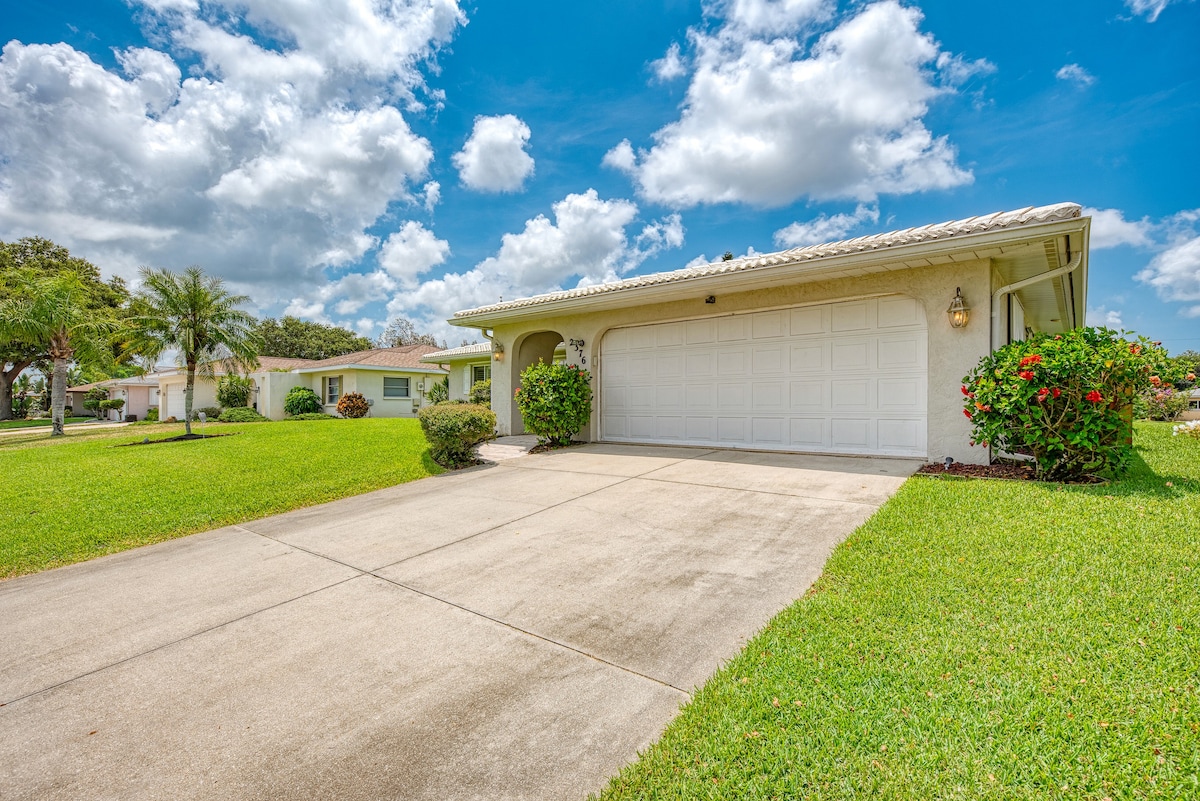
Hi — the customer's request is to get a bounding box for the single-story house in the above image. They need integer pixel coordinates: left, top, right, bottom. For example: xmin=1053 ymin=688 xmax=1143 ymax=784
xmin=66 ymin=374 xmax=162 ymax=421
xmin=156 ymin=345 xmax=448 ymax=420
xmin=445 ymin=202 xmax=1091 ymax=466
xmin=1183 ymin=389 xmax=1200 ymax=421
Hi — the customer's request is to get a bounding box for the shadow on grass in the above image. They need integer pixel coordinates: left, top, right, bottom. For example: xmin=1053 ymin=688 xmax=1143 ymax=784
xmin=1062 ymin=449 xmax=1199 ymax=500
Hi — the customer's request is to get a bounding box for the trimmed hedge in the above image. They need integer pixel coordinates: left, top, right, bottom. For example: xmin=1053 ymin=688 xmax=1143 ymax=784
xmin=418 ymin=403 xmax=496 ymax=467
xmin=218 ymin=407 xmax=269 ymax=423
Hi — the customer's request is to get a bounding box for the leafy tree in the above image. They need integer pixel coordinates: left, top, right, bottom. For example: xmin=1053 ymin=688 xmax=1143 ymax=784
xmin=376 ymin=317 xmax=445 ymax=349
xmin=83 ymin=386 xmax=109 ymax=416
xmin=254 ymin=316 xmax=373 ymax=360
xmin=0 ymin=271 xmax=118 ymax=435
xmin=0 ymin=238 xmax=127 ymax=420
xmin=128 ymin=266 xmax=263 ymax=436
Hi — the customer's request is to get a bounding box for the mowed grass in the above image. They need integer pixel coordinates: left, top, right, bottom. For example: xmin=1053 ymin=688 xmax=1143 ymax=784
xmin=0 ymin=417 xmax=90 ymax=430
xmin=599 ymin=422 xmax=1200 ymax=800
xmin=1 ymin=418 xmax=440 ymax=579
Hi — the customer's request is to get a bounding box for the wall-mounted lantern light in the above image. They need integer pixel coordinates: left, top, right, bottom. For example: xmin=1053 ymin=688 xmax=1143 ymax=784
xmin=493 ymin=342 xmax=504 ymax=361
xmin=947 ymin=287 xmax=969 ymax=329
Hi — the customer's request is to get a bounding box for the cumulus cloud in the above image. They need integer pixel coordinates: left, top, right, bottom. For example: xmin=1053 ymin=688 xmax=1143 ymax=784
xmin=1086 ymin=306 xmax=1125 ymax=328
xmin=378 ymin=221 xmax=450 ymax=285
xmin=0 ymin=0 xmax=465 ymax=298
xmin=774 ymin=203 xmax=879 ymax=247
xmin=609 ymin=0 xmax=977 ymax=208
xmin=1056 ymin=63 xmax=1095 ymax=87
xmin=651 ymin=43 xmax=688 ymax=81
xmin=452 ymin=114 xmax=536 ymax=193
xmin=1136 ymin=211 xmax=1200 ymax=317
xmin=1084 ymin=207 xmax=1153 ymax=249
xmin=384 ymin=189 xmax=685 ymax=341
xmin=1124 ymin=0 xmax=1179 ymax=21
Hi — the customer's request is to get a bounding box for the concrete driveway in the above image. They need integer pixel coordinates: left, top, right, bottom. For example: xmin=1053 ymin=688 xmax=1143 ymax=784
xmin=0 ymin=444 xmax=920 ymax=800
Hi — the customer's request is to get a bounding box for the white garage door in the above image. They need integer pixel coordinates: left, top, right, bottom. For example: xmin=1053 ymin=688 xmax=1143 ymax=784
xmin=166 ymin=385 xmax=185 ymax=420
xmin=600 ymin=296 xmax=928 ymax=457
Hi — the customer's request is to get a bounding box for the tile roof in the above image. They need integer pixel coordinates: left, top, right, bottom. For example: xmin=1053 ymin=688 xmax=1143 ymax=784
xmin=452 ymin=202 xmax=1084 ymax=320
xmin=297 ymin=344 xmax=448 ymax=371
xmin=419 ymin=342 xmax=492 ymax=363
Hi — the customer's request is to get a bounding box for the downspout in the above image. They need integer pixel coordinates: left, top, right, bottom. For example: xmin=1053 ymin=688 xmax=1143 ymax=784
xmin=991 ymin=251 xmax=1083 ymax=350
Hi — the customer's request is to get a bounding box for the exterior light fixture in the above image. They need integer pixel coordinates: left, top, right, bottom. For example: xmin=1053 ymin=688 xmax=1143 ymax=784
xmin=947 ymin=287 xmax=969 ymax=329
xmin=493 ymin=342 xmax=504 ymax=362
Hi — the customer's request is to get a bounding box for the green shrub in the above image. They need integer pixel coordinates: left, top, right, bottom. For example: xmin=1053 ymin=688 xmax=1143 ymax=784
xmin=218 ymin=407 xmax=269 ymax=423
xmin=336 ymin=391 xmax=370 ymax=418
xmin=470 ymin=378 xmax=491 ymax=405
xmin=145 ymin=406 xmax=159 ymax=422
xmin=284 ymin=386 xmax=322 ymax=415
xmin=425 ymin=378 xmax=449 ymax=405
xmin=216 ymin=374 xmax=254 ymax=408
xmin=99 ymin=398 xmax=126 ymax=417
xmin=418 ymin=403 xmax=496 ymax=467
xmin=191 ymin=406 xmax=221 ymax=421
xmin=514 ymin=361 xmax=592 ymax=446
xmin=82 ymin=387 xmax=108 ymax=415
xmin=282 ymin=412 xmax=338 ymax=421
xmin=963 ymin=328 xmax=1159 ymax=480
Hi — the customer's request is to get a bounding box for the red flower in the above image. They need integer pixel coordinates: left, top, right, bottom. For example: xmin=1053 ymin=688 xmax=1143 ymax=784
xmin=961 ymin=385 xmax=970 ymax=396
xmin=1188 ymin=373 xmax=1197 ymax=382
xmin=1036 ymin=387 xmax=1050 ymax=402
xmin=1130 ymin=344 xmax=1142 ymax=355
xmin=1018 ymin=370 xmax=1036 ymax=381
xmin=1019 ymin=354 xmax=1043 ymax=367
xmin=1085 ymin=390 xmax=1104 ymax=403
xmin=1051 ymin=388 xmax=1062 ymax=398
xmin=963 ymin=409 xmax=973 ymax=419
xmin=975 ymin=402 xmax=992 ymax=412
xmin=1150 ymin=375 xmax=1161 ymax=386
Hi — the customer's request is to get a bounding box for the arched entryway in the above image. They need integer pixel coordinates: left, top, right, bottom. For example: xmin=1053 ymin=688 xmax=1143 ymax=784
xmin=510 ymin=330 xmax=565 ymax=434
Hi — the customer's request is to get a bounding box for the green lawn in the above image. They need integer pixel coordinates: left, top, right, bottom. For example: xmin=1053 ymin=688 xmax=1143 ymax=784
xmin=1 ymin=418 xmax=440 ymax=579
xmin=0 ymin=417 xmax=90 ymax=430
xmin=599 ymin=422 xmax=1200 ymax=800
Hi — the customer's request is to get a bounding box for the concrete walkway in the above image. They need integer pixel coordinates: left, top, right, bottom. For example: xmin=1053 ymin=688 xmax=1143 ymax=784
xmin=0 ymin=444 xmax=920 ymax=800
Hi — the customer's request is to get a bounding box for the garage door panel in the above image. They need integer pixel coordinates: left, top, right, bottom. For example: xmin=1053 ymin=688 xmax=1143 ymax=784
xmin=602 ymin=297 xmax=926 ymax=457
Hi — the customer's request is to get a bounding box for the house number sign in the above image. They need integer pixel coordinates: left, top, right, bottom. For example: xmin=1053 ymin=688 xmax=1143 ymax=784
xmin=569 ymin=338 xmax=586 ymax=364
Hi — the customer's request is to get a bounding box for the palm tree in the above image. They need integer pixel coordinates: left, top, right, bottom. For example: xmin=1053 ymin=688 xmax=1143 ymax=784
xmin=129 ymin=266 xmax=262 ymax=436
xmin=0 ymin=271 xmax=116 ymax=435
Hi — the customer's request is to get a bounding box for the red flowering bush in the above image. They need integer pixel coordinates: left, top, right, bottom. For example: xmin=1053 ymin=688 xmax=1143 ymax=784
xmin=963 ymin=327 xmax=1161 ymax=480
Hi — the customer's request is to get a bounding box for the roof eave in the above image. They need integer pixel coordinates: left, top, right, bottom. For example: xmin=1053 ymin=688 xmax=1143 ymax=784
xmin=450 ymin=216 xmax=1091 ymax=328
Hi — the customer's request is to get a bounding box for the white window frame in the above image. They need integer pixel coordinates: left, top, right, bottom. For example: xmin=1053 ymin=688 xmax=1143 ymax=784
xmin=471 ymin=364 xmax=491 ymax=384
xmin=383 ymin=376 xmax=410 ymax=399
xmin=324 ymin=375 xmax=342 ymax=405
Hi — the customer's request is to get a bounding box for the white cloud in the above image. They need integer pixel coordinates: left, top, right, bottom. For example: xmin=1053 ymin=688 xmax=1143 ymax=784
xmin=613 ymin=0 xmax=976 ymax=208
xmin=422 ymin=181 xmax=441 ymax=213
xmin=774 ymin=203 xmax=879 ymax=246
xmin=1086 ymin=306 xmax=1124 ymax=328
xmin=1137 ymin=230 xmax=1200 ymax=317
xmin=384 ymin=190 xmax=684 ymax=342
xmin=378 ymin=221 xmax=450 ymax=285
xmin=651 ymin=42 xmax=688 ymax=81
xmin=1056 ymin=63 xmax=1095 ymax=87
xmin=1124 ymin=0 xmax=1179 ymax=21
xmin=1084 ymin=207 xmax=1154 ymax=249
xmin=0 ymin=0 xmax=465 ymax=299
xmin=452 ymin=114 xmax=536 ymax=193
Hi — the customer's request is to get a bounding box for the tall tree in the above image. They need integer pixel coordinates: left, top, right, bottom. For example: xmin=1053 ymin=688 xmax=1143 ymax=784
xmin=128 ymin=266 xmax=263 ymax=436
xmin=376 ymin=317 xmax=445 ymax=349
xmin=254 ymin=316 xmax=373 ymax=360
xmin=0 ymin=271 xmax=117 ymax=435
xmin=0 ymin=238 xmax=127 ymax=420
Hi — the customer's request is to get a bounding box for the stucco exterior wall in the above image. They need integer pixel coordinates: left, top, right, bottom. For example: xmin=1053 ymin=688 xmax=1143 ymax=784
xmin=300 ymin=368 xmax=445 ymax=418
xmin=255 ymin=371 xmax=304 ymax=419
xmin=486 ymin=260 xmax=993 ymax=464
xmin=157 ymin=375 xmax=218 ymax=420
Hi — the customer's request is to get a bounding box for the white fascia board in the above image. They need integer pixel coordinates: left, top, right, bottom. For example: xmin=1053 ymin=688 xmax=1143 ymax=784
xmin=292 ymin=364 xmax=448 ymax=375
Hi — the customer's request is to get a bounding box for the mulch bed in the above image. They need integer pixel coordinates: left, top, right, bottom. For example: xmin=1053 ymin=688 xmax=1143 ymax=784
xmin=119 ymin=433 xmax=235 ymax=446
xmin=917 ymin=460 xmax=1036 ymax=481
xmin=527 ymin=441 xmax=586 ymax=455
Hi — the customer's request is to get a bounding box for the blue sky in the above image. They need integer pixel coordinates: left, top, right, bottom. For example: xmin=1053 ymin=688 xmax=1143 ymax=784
xmin=1 ymin=0 xmax=1197 ymax=352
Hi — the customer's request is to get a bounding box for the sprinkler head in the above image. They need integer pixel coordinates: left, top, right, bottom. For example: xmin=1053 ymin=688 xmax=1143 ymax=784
xmin=944 ymin=456 xmax=954 ymax=471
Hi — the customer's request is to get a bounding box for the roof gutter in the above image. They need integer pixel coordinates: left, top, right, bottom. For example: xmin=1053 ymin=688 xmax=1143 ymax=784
xmin=991 ymin=250 xmax=1083 ymax=350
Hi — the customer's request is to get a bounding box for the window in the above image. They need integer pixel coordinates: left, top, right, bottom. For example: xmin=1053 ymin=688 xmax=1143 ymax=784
xmin=471 ymin=364 xmax=491 ymax=384
xmin=324 ymin=376 xmax=341 ymax=404
xmin=383 ymin=377 xmax=410 ymax=398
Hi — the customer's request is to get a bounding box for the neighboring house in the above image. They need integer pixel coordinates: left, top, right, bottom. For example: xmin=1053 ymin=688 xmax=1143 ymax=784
xmin=444 ymin=202 xmax=1091 ymax=466
xmin=67 ymin=375 xmax=161 ymax=421
xmin=1183 ymin=389 xmax=1200 ymax=421
xmin=421 ymin=342 xmax=493 ymax=401
xmin=155 ymin=346 xmax=448 ymax=420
